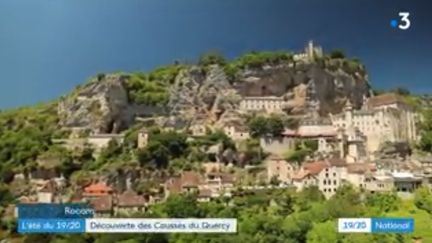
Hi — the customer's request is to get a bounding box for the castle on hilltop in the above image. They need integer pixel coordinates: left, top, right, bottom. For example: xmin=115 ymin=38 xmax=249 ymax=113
xmin=293 ymin=40 xmax=323 ymax=62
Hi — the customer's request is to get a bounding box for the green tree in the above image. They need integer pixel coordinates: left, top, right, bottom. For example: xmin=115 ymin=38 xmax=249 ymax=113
xmin=306 ymin=221 xmax=339 ymax=243
xmin=285 ymin=148 xmax=311 ymax=165
xmin=366 ymin=192 xmax=400 ymax=213
xmin=418 ymin=109 xmax=432 ymax=152
xmin=163 ymin=194 xmax=202 ymax=218
xmin=248 ymin=116 xmax=269 ymax=138
xmin=0 ymin=184 xmax=13 ymax=207
xmin=330 ymin=49 xmax=345 ymax=59
xmin=414 ymin=186 xmax=432 ymax=214
xmin=137 ymin=141 xmax=169 ymax=168
xmin=393 ymin=86 xmax=411 ymax=96
xmin=198 ymin=51 xmax=226 ymax=66
xmin=327 ymin=185 xmax=364 ymax=218
xmin=419 ymin=132 xmax=432 ymax=152
xmin=296 ymin=186 xmax=325 ymax=210
xmin=342 ymin=234 xmax=375 ymax=243
xmin=303 ymin=140 xmax=318 ymax=151
xmin=267 ymin=115 xmax=285 ymax=137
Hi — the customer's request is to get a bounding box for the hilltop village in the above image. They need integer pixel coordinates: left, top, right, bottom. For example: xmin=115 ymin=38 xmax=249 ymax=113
xmin=3 ymin=42 xmax=432 ymax=218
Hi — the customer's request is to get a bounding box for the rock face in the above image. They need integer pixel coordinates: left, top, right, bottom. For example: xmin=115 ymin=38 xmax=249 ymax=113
xmin=167 ymin=65 xmax=242 ymax=126
xmin=167 ymin=60 xmax=370 ymax=128
xmin=58 ymin=58 xmax=371 ymax=133
xmin=58 ymin=74 xmax=133 ymax=133
xmin=235 ymin=60 xmax=370 ymax=114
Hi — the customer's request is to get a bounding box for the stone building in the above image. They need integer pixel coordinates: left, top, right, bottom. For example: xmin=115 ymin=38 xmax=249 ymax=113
xmin=239 ymin=96 xmax=286 ymax=113
xmin=87 ymin=133 xmax=125 ymax=151
xmin=137 ymin=128 xmax=149 ymax=149
xmin=337 ymin=126 xmax=368 ymax=163
xmin=331 ymin=94 xmax=417 ymax=152
xmin=299 ymin=159 xmax=347 ymax=198
xmin=265 ymin=155 xmax=296 ymax=184
xmin=223 ymin=123 xmax=250 ymax=141
xmin=364 ymin=174 xmax=394 ymax=193
xmin=114 ymin=189 xmax=147 ymax=216
xmin=293 ymin=40 xmax=323 ymax=62
xmin=291 ymin=170 xmax=318 ymax=191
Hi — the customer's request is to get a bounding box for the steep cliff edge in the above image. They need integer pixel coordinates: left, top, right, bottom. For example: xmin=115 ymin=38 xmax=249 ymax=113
xmin=57 ymin=52 xmax=371 ymax=133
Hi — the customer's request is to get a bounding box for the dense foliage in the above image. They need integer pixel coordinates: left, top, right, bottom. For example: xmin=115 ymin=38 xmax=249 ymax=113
xmin=418 ymin=109 xmax=432 ymax=152
xmin=224 ymin=51 xmax=293 ymax=79
xmin=126 ymin=65 xmax=183 ymax=105
xmin=0 ymin=102 xmax=59 ymax=181
xmin=248 ymin=115 xmax=285 ymax=138
xmin=329 ymin=49 xmax=345 ymax=59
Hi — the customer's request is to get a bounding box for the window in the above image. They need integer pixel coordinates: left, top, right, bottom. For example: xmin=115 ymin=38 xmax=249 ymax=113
xmin=325 ymin=173 xmax=329 ymax=178
xmin=333 ymin=173 xmax=336 ymax=177
xmin=324 ymin=189 xmax=327 ymax=192
xmin=333 ymin=180 xmax=337 ymax=185
xmin=323 ymin=180 xmax=327 ymax=185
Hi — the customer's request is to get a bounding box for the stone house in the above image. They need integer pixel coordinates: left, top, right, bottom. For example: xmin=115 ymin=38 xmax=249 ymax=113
xmin=114 ymin=190 xmax=147 ymax=216
xmin=201 ymin=172 xmax=235 ymax=198
xmin=265 ymin=155 xmax=295 ymax=184
xmin=197 ymin=189 xmax=212 ymax=202
xmin=223 ymin=123 xmax=250 ymax=141
xmin=364 ymin=174 xmax=394 ymax=193
xmin=302 ymin=158 xmax=347 ymax=198
xmin=88 ymin=195 xmax=113 ymax=217
xmin=291 ymin=170 xmax=318 ymax=191
xmin=164 ymin=171 xmax=203 ymax=197
xmin=343 ymin=163 xmax=376 ymax=189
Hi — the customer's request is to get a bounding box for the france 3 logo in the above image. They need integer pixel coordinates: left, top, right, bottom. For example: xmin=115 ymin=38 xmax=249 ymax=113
xmin=390 ymin=12 xmax=411 ymax=30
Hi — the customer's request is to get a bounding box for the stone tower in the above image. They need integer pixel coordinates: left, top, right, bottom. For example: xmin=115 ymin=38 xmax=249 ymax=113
xmin=137 ymin=128 xmax=149 ymax=149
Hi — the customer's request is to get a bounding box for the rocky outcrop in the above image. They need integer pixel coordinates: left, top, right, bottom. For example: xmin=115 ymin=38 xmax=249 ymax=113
xmin=167 ymin=65 xmax=242 ymax=127
xmin=236 ymin=60 xmax=370 ymax=114
xmin=59 ymin=73 xmax=168 ymax=133
xmin=58 ymin=74 xmax=135 ymax=133
xmin=58 ymin=57 xmax=371 ymax=133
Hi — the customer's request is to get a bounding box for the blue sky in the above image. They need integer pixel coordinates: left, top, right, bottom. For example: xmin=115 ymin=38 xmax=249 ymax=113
xmin=0 ymin=0 xmax=431 ymax=108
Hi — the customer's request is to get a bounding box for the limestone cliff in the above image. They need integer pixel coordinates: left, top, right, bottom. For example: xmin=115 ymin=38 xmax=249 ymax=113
xmin=235 ymin=59 xmax=370 ymax=114
xmin=58 ymin=74 xmax=163 ymax=134
xmin=58 ymin=56 xmax=371 ymax=133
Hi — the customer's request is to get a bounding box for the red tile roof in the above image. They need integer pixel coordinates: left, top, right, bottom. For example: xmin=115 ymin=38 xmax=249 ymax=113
xmin=181 ymin=171 xmax=202 ymax=187
xmin=291 ymin=170 xmax=311 ymax=180
xmin=84 ymin=182 xmax=113 ymax=196
xmin=303 ymin=161 xmax=328 ymax=175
